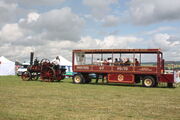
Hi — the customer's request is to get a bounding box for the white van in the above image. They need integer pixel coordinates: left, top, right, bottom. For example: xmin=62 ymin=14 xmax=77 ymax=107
xmin=17 ymin=63 xmax=30 ymax=76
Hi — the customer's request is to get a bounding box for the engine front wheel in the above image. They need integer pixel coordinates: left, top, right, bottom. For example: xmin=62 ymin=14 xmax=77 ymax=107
xmin=31 ymin=72 xmax=39 ymax=81
xmin=21 ymin=71 xmax=31 ymax=81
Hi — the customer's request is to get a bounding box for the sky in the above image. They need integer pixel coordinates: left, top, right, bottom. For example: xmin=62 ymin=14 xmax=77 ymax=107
xmin=0 ymin=0 xmax=180 ymax=62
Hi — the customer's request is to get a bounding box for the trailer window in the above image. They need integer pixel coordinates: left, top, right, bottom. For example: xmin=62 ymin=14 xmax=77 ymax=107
xmin=141 ymin=54 xmax=157 ymax=66
xmin=74 ymin=52 xmax=85 ymax=65
xmin=92 ymin=54 xmax=102 ymax=65
xmin=113 ymin=53 xmax=134 ymax=66
xmin=84 ymin=54 xmax=92 ymax=65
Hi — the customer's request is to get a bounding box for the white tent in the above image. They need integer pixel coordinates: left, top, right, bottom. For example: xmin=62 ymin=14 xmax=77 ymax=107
xmin=52 ymin=56 xmax=73 ymax=76
xmin=58 ymin=55 xmax=72 ymax=66
xmin=0 ymin=56 xmax=15 ymax=75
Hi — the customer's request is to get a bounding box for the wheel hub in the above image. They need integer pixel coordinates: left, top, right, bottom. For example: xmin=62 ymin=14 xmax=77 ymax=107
xmin=75 ymin=76 xmax=81 ymax=83
xmin=144 ymin=79 xmax=152 ymax=86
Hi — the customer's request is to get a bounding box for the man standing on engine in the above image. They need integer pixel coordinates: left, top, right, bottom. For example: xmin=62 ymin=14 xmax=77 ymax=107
xmin=52 ymin=56 xmax=60 ymax=70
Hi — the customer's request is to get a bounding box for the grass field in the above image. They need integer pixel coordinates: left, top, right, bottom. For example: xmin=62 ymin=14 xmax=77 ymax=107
xmin=0 ymin=76 xmax=180 ymax=120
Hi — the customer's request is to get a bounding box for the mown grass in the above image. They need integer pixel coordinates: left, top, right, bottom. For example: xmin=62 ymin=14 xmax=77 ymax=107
xmin=0 ymin=76 xmax=180 ymax=120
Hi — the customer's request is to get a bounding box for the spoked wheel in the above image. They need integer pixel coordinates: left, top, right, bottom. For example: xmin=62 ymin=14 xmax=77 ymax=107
xmin=31 ymin=72 xmax=39 ymax=81
xmin=73 ymin=74 xmax=84 ymax=84
xmin=21 ymin=71 xmax=31 ymax=81
xmin=40 ymin=58 xmax=50 ymax=65
xmin=40 ymin=58 xmax=51 ymax=67
xmin=143 ymin=76 xmax=156 ymax=87
xmin=41 ymin=67 xmax=56 ymax=82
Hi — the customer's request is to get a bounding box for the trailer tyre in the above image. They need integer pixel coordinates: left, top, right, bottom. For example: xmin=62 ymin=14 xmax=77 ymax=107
xmin=143 ymin=76 xmax=155 ymax=87
xmin=167 ymin=83 xmax=173 ymax=88
xmin=85 ymin=78 xmax=92 ymax=83
xmin=73 ymin=74 xmax=84 ymax=84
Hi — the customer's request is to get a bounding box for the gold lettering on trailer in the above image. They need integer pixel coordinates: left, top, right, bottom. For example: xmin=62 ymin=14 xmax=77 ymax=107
xmin=117 ymin=67 xmax=128 ymax=71
xmin=76 ymin=66 xmax=89 ymax=70
xmin=118 ymin=74 xmax=124 ymax=81
xmin=99 ymin=66 xmax=104 ymax=70
xmin=138 ymin=67 xmax=152 ymax=71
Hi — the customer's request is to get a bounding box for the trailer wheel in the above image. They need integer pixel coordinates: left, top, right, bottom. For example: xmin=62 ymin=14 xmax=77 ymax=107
xmin=85 ymin=78 xmax=92 ymax=83
xmin=73 ymin=74 xmax=84 ymax=84
xmin=143 ymin=76 xmax=155 ymax=87
xmin=167 ymin=83 xmax=173 ymax=88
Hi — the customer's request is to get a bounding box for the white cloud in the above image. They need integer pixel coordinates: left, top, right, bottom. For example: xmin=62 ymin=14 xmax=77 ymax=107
xmin=27 ymin=12 xmax=40 ymax=23
xmin=128 ymin=0 xmax=180 ymax=25
xmin=0 ymin=1 xmax=18 ymax=25
xmin=0 ymin=7 xmax=85 ymax=61
xmin=99 ymin=35 xmax=141 ymax=48
xmin=102 ymin=15 xmax=119 ymax=27
xmin=5 ymin=0 xmax=65 ymax=7
xmin=0 ymin=24 xmax=24 ymax=42
xmin=76 ymin=35 xmax=141 ymax=49
xmin=1 ymin=0 xmax=180 ymax=62
xmin=83 ymin=0 xmax=118 ymax=19
xmin=150 ymin=33 xmax=171 ymax=50
xmin=150 ymin=33 xmax=180 ymax=51
xmin=19 ymin=7 xmax=85 ymax=41
xmin=144 ymin=26 xmax=176 ymax=35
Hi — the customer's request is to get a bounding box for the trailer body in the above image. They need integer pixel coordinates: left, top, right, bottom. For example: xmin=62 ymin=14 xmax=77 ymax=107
xmin=72 ymin=49 xmax=174 ymax=87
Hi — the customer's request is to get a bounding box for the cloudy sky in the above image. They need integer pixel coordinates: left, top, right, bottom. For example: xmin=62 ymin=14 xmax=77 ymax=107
xmin=0 ymin=0 xmax=180 ymax=62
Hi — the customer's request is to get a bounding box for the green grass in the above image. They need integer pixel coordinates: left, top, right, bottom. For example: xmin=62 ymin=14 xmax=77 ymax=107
xmin=0 ymin=76 xmax=180 ymax=120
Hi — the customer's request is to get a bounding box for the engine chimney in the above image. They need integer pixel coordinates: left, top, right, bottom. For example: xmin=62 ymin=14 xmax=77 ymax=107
xmin=30 ymin=52 xmax=34 ymax=65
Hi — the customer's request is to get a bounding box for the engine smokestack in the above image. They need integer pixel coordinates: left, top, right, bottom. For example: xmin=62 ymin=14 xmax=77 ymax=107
xmin=30 ymin=52 xmax=34 ymax=65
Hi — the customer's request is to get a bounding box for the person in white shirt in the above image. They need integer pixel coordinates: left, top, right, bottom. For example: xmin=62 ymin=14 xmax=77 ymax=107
xmin=108 ymin=58 xmax=112 ymax=65
xmin=52 ymin=56 xmax=60 ymax=70
xmin=96 ymin=58 xmax=100 ymax=65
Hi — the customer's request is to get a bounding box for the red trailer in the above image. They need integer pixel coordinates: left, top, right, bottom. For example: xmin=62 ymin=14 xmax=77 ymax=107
xmin=72 ymin=49 xmax=175 ymax=87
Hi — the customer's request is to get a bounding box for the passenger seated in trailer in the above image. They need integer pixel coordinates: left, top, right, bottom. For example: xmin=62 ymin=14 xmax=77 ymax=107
xmin=100 ymin=58 xmax=104 ymax=66
xmin=119 ymin=58 xmax=124 ymax=66
xmin=95 ymin=58 xmax=100 ymax=65
xmin=124 ymin=58 xmax=131 ymax=66
xmin=114 ymin=58 xmax=119 ymax=66
xmin=134 ymin=58 xmax=140 ymax=66
xmin=108 ymin=58 xmax=112 ymax=65
xmin=103 ymin=59 xmax=109 ymax=65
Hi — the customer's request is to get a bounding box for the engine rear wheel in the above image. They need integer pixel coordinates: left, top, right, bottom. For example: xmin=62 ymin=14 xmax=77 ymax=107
xmin=41 ymin=67 xmax=55 ymax=82
xmin=143 ymin=76 xmax=155 ymax=87
xmin=73 ymin=74 xmax=84 ymax=84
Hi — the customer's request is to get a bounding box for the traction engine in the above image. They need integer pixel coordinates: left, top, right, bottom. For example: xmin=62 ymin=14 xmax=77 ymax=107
xmin=21 ymin=52 xmax=66 ymax=82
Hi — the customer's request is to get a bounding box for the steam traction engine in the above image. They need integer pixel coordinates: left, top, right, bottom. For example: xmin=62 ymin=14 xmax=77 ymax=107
xmin=21 ymin=53 xmax=66 ymax=82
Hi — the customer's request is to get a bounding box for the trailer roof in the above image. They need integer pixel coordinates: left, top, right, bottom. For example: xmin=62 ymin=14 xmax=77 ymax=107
xmin=73 ymin=49 xmax=162 ymax=54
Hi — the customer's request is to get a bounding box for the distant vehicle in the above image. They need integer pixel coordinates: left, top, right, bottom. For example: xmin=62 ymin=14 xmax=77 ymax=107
xmin=17 ymin=63 xmax=30 ymax=76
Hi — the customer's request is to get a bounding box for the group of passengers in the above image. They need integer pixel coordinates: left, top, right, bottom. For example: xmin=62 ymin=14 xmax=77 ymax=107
xmin=95 ymin=58 xmax=112 ymax=65
xmin=95 ymin=57 xmax=140 ymax=66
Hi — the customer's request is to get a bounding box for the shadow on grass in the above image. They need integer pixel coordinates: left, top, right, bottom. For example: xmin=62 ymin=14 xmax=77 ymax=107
xmin=69 ymin=80 xmax=175 ymax=89
xmin=21 ymin=78 xmax=175 ymax=89
xmin=89 ymin=82 xmax=176 ymax=89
